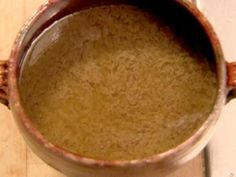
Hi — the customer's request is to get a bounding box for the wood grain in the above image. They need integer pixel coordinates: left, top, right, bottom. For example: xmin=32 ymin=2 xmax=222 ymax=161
xmin=0 ymin=1 xmax=27 ymax=177
xmin=0 ymin=0 xmax=205 ymax=176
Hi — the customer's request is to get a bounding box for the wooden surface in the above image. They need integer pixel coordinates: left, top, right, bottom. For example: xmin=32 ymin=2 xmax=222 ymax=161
xmin=0 ymin=0 xmax=205 ymax=176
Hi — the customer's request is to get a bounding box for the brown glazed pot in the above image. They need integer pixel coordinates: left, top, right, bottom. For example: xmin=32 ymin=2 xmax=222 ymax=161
xmin=0 ymin=0 xmax=236 ymax=177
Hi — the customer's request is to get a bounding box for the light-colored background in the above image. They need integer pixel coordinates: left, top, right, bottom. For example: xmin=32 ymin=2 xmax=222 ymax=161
xmin=1 ymin=0 xmax=236 ymax=176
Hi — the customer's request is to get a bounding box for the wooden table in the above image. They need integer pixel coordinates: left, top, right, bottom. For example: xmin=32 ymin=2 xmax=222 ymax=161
xmin=0 ymin=0 xmax=205 ymax=176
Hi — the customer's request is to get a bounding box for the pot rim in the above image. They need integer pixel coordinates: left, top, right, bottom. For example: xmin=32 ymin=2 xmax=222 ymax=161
xmin=8 ymin=0 xmax=226 ymax=168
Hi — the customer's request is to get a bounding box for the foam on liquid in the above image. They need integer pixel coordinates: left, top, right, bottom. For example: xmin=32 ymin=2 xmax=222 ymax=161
xmin=20 ymin=5 xmax=217 ymax=160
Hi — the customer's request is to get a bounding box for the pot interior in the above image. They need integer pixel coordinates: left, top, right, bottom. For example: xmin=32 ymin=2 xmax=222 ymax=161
xmin=18 ymin=0 xmax=216 ymax=72
xmin=15 ymin=0 xmax=221 ymax=161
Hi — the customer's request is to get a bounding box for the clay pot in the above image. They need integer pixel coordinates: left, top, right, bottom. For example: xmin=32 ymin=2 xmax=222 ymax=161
xmin=0 ymin=0 xmax=235 ymax=177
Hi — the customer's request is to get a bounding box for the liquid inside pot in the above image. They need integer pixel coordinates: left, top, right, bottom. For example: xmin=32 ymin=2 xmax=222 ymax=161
xmin=19 ymin=5 xmax=217 ymax=160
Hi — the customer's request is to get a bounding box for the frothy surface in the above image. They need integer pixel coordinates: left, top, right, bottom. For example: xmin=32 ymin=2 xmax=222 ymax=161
xmin=20 ymin=5 xmax=217 ymax=160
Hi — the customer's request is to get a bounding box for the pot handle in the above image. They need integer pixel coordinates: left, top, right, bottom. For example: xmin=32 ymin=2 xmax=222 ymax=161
xmin=227 ymin=62 xmax=236 ymax=102
xmin=0 ymin=60 xmax=8 ymax=106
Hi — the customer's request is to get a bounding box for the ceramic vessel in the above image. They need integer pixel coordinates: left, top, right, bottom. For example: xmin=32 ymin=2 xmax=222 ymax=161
xmin=0 ymin=0 xmax=236 ymax=177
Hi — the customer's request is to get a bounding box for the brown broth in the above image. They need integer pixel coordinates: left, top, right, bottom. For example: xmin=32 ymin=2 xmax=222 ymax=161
xmin=19 ymin=5 xmax=217 ymax=160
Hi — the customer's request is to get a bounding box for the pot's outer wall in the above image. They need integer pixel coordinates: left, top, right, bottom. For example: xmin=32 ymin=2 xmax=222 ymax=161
xmin=197 ymin=0 xmax=236 ymax=176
